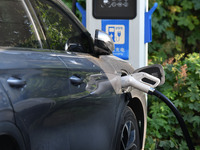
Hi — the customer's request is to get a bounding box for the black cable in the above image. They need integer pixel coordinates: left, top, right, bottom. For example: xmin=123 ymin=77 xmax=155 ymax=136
xmin=149 ymin=89 xmax=195 ymax=150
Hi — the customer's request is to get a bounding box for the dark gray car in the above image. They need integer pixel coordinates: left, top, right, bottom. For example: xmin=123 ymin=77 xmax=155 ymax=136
xmin=0 ymin=0 xmax=147 ymax=149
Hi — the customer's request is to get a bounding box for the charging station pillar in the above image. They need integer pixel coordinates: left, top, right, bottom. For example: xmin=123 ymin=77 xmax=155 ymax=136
xmin=86 ymin=0 xmax=148 ymax=69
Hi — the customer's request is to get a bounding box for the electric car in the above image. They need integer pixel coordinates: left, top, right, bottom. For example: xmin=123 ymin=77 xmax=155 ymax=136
xmin=0 ymin=0 xmax=148 ymax=149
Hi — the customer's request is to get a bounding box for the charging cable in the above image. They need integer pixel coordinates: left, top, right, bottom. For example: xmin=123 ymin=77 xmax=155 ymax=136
xmin=148 ymin=89 xmax=195 ymax=150
xmin=121 ymin=72 xmax=195 ymax=150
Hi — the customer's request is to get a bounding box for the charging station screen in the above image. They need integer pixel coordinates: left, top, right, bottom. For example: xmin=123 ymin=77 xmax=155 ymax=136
xmin=93 ymin=0 xmax=136 ymax=19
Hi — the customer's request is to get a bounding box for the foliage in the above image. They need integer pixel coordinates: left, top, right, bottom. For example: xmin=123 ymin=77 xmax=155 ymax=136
xmin=149 ymin=0 xmax=200 ymax=59
xmin=145 ymin=53 xmax=200 ymax=150
xmin=147 ymin=1 xmax=200 ymax=149
xmin=62 ymin=0 xmax=85 ymax=20
xmin=62 ymin=0 xmax=72 ymax=9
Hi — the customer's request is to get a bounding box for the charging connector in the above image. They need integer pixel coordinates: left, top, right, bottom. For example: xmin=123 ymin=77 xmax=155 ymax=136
xmin=121 ymin=72 xmax=160 ymax=93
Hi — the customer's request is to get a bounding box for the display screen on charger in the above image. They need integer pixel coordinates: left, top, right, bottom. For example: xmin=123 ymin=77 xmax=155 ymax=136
xmin=93 ymin=0 xmax=137 ymax=19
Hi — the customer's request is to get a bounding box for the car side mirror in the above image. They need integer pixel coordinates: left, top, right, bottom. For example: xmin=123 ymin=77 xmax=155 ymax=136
xmin=133 ymin=64 xmax=165 ymax=86
xmin=94 ymin=29 xmax=114 ymax=55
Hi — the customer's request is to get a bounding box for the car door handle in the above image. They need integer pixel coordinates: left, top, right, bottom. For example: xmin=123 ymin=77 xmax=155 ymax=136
xmin=7 ymin=77 xmax=26 ymax=87
xmin=70 ymin=75 xmax=83 ymax=86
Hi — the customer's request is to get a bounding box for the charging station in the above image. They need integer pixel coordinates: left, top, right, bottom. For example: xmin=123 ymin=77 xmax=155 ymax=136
xmin=74 ymin=0 xmax=157 ymax=69
xmin=88 ymin=0 xmax=146 ymax=69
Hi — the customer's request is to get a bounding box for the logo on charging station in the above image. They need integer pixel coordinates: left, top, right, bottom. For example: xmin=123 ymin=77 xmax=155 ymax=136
xmin=102 ymin=20 xmax=129 ymax=60
xmin=106 ymin=25 xmax=125 ymax=44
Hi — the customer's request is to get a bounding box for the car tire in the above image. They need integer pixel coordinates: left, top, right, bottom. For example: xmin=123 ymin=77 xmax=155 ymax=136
xmin=117 ymin=106 xmax=140 ymax=150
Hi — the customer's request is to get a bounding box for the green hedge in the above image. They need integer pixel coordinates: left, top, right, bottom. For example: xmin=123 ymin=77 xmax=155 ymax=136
xmin=145 ymin=53 xmax=200 ymax=150
xmin=149 ymin=0 xmax=200 ymax=58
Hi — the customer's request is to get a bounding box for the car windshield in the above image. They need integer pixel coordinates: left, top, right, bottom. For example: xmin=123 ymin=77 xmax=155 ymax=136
xmin=0 ymin=0 xmax=41 ymax=48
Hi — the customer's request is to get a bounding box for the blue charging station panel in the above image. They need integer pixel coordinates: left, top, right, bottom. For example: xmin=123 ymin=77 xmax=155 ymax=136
xmin=102 ymin=20 xmax=129 ymax=60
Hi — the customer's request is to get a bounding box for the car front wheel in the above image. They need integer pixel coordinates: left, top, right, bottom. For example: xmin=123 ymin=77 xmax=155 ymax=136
xmin=117 ymin=106 xmax=140 ymax=150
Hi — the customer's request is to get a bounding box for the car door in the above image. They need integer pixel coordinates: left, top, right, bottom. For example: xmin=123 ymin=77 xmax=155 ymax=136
xmin=58 ymin=54 xmax=127 ymax=150
xmin=30 ymin=0 xmax=124 ymax=149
